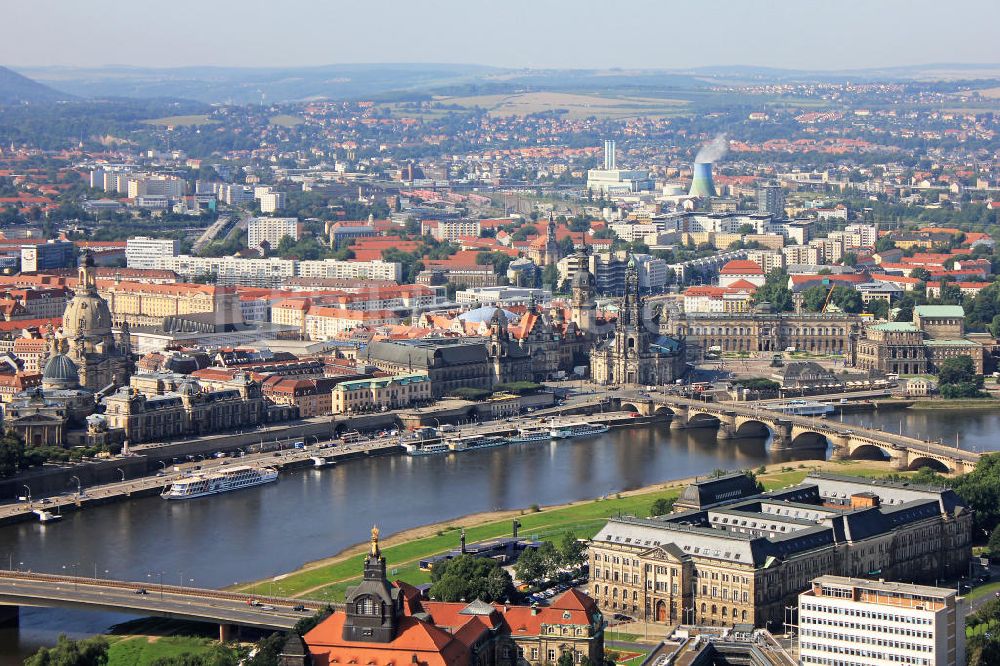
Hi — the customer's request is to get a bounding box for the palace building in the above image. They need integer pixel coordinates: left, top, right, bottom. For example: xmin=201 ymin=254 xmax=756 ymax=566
xmin=590 ymin=255 xmax=686 ymax=386
xmin=856 ymin=304 xmax=985 ymax=376
xmin=296 ymin=527 xmax=605 ymax=666
xmin=663 ymin=304 xmax=862 ymax=361
xmin=588 ymin=473 xmax=971 ymax=631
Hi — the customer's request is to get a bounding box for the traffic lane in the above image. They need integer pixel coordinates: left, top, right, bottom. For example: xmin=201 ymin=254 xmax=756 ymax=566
xmin=0 ymin=580 xmax=306 ymax=625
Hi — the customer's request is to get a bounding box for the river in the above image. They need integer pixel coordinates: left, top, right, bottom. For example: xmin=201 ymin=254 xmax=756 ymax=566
xmin=1 ymin=408 xmax=997 ymax=662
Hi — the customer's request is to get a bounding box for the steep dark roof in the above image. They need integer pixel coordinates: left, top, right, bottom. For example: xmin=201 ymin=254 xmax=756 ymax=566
xmin=677 ymin=473 xmax=760 ymax=509
xmin=365 ymin=340 xmax=488 ymax=368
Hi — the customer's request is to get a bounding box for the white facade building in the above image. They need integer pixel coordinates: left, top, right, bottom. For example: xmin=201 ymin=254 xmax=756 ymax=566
xmin=259 ymin=191 xmax=286 ymax=213
xmin=126 ymin=237 xmax=181 ymax=269
xmin=799 ymin=576 xmax=964 ymax=666
xmin=296 ymin=259 xmax=401 ymax=282
xmin=248 ymin=217 xmax=299 ymax=249
xmin=433 ymin=219 xmax=481 ymax=242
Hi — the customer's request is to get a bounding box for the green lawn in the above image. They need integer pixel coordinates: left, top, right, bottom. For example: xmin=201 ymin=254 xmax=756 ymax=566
xmin=237 ymin=462 xmax=901 ymax=602
xmin=967 ymin=581 xmax=1000 ymax=602
xmin=140 ymin=114 xmax=219 ymax=127
xmin=108 ymin=636 xmax=236 ymax=665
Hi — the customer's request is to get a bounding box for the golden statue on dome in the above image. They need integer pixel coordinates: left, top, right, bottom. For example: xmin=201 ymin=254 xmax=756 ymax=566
xmin=370 ymin=525 xmax=380 ymax=555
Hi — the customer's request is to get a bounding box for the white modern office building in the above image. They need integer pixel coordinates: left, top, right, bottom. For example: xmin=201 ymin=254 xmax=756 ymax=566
xmin=798 ymin=576 xmax=964 ymax=666
xmin=126 ymin=237 xmax=181 ymax=269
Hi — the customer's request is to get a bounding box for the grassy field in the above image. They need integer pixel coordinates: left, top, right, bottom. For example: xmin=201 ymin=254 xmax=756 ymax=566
xmin=141 ymin=114 xmax=219 ymax=127
xmin=434 ymin=92 xmax=690 ymax=119
xmin=269 ymin=114 xmax=305 ymax=127
xmin=237 ymin=460 xmax=900 ymax=602
xmin=108 ymin=636 xmax=236 ymax=664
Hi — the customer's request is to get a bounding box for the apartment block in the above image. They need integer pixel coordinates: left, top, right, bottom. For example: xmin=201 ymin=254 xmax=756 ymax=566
xmin=126 ymin=237 xmax=181 ymax=270
xmin=248 ymin=217 xmax=299 ymax=249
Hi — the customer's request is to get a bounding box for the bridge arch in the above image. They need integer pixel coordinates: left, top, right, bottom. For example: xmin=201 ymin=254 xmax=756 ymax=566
xmin=789 ymin=430 xmax=829 ymax=450
xmin=653 ymin=406 xmax=674 ymax=417
xmin=850 ymin=443 xmax=891 ymax=462
xmin=620 ymin=403 xmax=641 ymax=414
xmin=687 ymin=412 xmax=721 ymax=428
xmin=734 ymin=419 xmax=772 ymax=439
xmin=908 ymin=457 xmax=951 ymax=473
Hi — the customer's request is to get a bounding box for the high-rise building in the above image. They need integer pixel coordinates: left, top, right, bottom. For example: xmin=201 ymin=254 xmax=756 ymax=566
xmin=756 ymin=181 xmax=786 ymax=216
xmin=799 ymin=576 xmax=964 ymax=666
xmin=126 ymin=237 xmax=180 ymax=270
xmin=20 ymin=240 xmax=77 ymax=272
xmin=258 ymin=191 xmax=285 ymax=213
xmin=248 ymin=217 xmax=299 ymax=249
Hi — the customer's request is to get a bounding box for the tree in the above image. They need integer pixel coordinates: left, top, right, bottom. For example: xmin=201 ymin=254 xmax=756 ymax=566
xmin=650 ymin=497 xmax=674 ymax=516
xmin=801 ymin=285 xmax=829 ymax=312
xmin=0 ymin=433 xmax=24 ymax=478
xmin=537 ymin=541 xmax=561 ymax=579
xmin=829 ymin=286 xmax=862 ymax=314
xmin=753 ymin=269 xmax=793 ymax=312
xmin=25 ymin=635 xmax=109 ymax=666
xmin=988 ymin=525 xmax=1000 ymax=558
xmin=429 ymin=554 xmax=514 ymax=602
xmin=911 ymin=267 xmax=932 ymax=283
xmin=865 ymin=298 xmax=890 ymax=320
xmin=939 ymin=356 xmax=977 ymax=385
xmin=542 ymin=264 xmax=560 ymax=290
xmin=989 ymin=314 xmax=1000 ymax=338
xmin=514 ymin=547 xmax=547 ymax=585
xmin=559 ymin=532 xmax=586 ymax=568
xmin=736 ymin=223 xmax=756 ymax=236
xmin=557 ymin=652 xmax=576 ymax=666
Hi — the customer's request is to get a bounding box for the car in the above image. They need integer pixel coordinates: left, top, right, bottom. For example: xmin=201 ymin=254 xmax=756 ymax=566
xmin=134 ymin=588 xmax=148 ymax=595
xmin=293 ymin=604 xmax=307 ymax=612
xmin=220 ymin=460 xmax=230 ymax=465
xmin=260 ymin=604 xmax=276 ymax=611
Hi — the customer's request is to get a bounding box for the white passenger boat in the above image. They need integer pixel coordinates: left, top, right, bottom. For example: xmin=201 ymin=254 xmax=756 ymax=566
xmin=549 ymin=422 xmax=611 ymax=439
xmin=161 ymin=465 xmax=278 ymax=500
xmin=403 ymin=442 xmax=450 ymax=456
xmin=34 ymin=509 xmax=62 ymax=523
xmin=446 ymin=435 xmax=507 ymax=451
xmin=509 ymin=427 xmax=552 ymax=444
xmin=770 ymin=400 xmax=834 ymax=417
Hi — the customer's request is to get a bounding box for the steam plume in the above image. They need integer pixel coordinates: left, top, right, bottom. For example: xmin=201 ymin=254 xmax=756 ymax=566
xmin=695 ymin=134 xmax=728 ymax=164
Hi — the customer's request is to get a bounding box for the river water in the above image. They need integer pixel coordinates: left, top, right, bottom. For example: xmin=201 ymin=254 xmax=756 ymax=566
xmin=1 ymin=409 xmax=997 ymax=661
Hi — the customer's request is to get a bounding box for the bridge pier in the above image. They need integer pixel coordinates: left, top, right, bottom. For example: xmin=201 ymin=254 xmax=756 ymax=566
xmin=829 ymin=435 xmax=851 ymax=461
xmin=0 ymin=604 xmax=18 ymax=627
xmin=716 ymin=424 xmax=735 ymax=440
xmin=219 ymin=623 xmax=238 ymax=643
xmin=891 ymin=453 xmax=908 ymax=471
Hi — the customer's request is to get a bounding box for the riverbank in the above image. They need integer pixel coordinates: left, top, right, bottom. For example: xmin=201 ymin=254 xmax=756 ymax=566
xmin=233 ymin=458 xmax=905 ymax=602
xmin=909 ymin=398 xmax=1000 ymax=410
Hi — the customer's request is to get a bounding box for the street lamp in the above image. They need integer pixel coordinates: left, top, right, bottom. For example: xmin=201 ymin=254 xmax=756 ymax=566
xmin=116 ymin=468 xmax=125 ymax=482
xmin=70 ymin=476 xmax=82 ymax=497
xmin=21 ymin=485 xmax=30 ymax=503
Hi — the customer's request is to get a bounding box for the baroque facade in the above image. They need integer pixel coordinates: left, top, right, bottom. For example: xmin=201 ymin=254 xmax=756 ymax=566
xmin=61 ymin=251 xmax=132 ymax=391
xmin=664 ymin=305 xmax=862 ymax=361
xmin=101 ymin=373 xmax=292 ymax=443
xmin=856 ymin=304 xmax=985 ymax=376
xmin=590 ymin=255 xmax=686 ymax=386
xmin=588 ymin=473 xmax=971 ymax=631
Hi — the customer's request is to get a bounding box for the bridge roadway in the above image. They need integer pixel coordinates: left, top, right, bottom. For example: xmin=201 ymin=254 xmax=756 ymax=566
xmin=619 ymin=393 xmax=980 ymax=473
xmin=0 ymin=569 xmax=329 ymax=638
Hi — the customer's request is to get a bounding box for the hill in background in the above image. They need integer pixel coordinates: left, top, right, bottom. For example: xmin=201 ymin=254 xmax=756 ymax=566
xmin=0 ymin=66 xmax=74 ymax=104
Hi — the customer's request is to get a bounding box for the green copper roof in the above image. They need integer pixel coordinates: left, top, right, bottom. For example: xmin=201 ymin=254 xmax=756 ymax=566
xmin=870 ymin=322 xmax=918 ymax=332
xmin=924 ymin=339 xmax=979 ymax=347
xmin=914 ymin=305 xmax=965 ymax=318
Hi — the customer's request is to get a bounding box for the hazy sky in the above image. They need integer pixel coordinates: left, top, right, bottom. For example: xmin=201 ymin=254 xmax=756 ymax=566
xmin=4 ymin=0 xmax=999 ymax=71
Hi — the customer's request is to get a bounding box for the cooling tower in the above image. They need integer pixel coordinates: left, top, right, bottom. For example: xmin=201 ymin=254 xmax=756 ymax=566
xmin=689 ymin=162 xmax=717 ymax=198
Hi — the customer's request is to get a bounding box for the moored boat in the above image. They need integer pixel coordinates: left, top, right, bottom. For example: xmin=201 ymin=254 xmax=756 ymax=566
xmin=161 ymin=465 xmax=278 ymax=500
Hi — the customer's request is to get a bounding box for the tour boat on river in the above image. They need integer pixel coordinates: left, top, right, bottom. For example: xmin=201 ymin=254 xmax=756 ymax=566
xmin=509 ymin=426 xmax=552 ymax=444
xmin=161 ymin=465 xmax=278 ymax=500
xmin=403 ymin=442 xmax=450 ymax=456
xmin=549 ymin=422 xmax=611 ymax=439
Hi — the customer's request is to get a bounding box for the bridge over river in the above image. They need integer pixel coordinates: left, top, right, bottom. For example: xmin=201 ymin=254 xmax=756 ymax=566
xmin=618 ymin=393 xmax=980 ymax=474
xmin=0 ymin=570 xmax=329 ymax=640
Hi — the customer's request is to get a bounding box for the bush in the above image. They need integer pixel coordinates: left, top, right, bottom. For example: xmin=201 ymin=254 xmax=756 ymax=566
xmin=493 ymin=382 xmax=543 ymax=395
xmin=446 ymin=387 xmax=492 ymax=401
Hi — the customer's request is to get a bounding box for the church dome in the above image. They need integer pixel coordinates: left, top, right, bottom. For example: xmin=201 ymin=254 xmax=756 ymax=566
xmin=62 ymin=292 xmax=113 ymax=338
xmin=42 ymin=353 xmax=79 ymax=390
xmin=177 ymin=379 xmax=201 ymax=396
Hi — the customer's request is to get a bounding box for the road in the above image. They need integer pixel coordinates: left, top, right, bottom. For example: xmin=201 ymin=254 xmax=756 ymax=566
xmin=0 ymin=570 xmax=326 ymax=630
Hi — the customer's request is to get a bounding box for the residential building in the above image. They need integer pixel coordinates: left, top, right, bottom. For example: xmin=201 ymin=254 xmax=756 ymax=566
xmin=718 ymin=260 xmax=766 ymax=288
xmin=799 ymin=576 xmax=964 ymax=666
xmin=756 ymin=182 xmax=786 ymax=216
xmin=126 ymin=237 xmax=180 ymax=270
xmin=433 ymin=219 xmax=482 ymax=242
xmin=248 ymin=217 xmax=299 ymax=249
xmin=588 ymin=473 xmax=971 ymax=630
xmin=304 ymin=307 xmax=402 ymax=340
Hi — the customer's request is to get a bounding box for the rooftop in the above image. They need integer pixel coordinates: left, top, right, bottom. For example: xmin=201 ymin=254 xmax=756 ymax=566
xmin=914 ymin=305 xmax=965 ymax=318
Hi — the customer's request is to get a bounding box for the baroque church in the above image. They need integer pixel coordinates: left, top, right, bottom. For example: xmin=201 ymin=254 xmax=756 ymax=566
xmin=590 ymin=254 xmax=686 ymax=386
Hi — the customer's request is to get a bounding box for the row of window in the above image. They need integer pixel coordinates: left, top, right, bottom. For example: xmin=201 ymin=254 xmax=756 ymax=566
xmin=800 ymin=604 xmax=933 ymax=625
xmin=801 ymin=628 xmax=933 ymax=650
xmin=801 ymin=643 xmax=930 ymax=665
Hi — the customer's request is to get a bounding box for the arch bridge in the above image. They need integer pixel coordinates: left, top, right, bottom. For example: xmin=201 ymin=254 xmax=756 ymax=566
xmin=618 ymin=395 xmax=979 ymax=474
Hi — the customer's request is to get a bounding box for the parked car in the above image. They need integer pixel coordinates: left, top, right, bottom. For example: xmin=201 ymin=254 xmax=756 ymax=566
xmin=134 ymin=588 xmax=148 ymax=595
xmin=293 ymin=604 xmax=307 ymax=612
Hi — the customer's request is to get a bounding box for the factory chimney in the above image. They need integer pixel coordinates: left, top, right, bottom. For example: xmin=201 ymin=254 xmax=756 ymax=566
xmin=604 ymin=140 xmax=616 ymax=170
xmin=688 ymin=162 xmax=717 ymax=198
